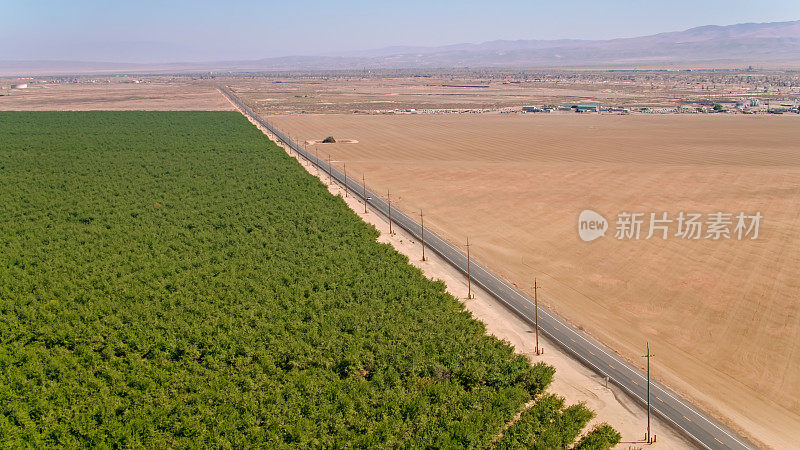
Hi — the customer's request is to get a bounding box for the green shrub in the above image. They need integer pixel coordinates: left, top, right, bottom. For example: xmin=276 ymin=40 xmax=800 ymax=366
xmin=493 ymin=394 xmax=595 ymax=449
xmin=574 ymin=423 xmax=622 ymax=449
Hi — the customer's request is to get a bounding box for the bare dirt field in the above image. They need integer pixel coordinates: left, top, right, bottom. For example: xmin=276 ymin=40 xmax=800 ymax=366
xmin=269 ymin=112 xmax=800 ymax=449
xmin=0 ymin=78 xmax=232 ymax=110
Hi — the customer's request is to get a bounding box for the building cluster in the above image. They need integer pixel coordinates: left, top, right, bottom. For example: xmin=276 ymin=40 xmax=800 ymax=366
xmin=356 ymin=100 xmax=800 ymax=116
xmin=520 ymin=98 xmax=800 ymax=115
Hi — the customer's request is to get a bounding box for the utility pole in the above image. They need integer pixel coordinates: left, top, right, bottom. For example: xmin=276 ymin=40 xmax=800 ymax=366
xmin=465 ymin=237 xmax=473 ymax=299
xmin=419 ymin=210 xmax=426 ymax=261
xmin=327 ymin=154 xmax=332 ymax=185
xmin=532 ymin=278 xmax=542 ymax=355
xmin=343 ymin=163 xmax=347 ymax=197
xmin=642 ymin=342 xmax=655 ymax=444
xmin=315 ymin=149 xmax=320 ymax=176
xmin=362 ymin=174 xmax=368 ymax=214
xmin=387 ymin=190 xmax=393 ymax=235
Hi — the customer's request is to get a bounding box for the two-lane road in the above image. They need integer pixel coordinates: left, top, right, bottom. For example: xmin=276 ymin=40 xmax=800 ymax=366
xmin=220 ymin=86 xmax=756 ymax=450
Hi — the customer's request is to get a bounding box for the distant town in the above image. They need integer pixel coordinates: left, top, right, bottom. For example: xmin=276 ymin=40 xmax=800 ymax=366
xmin=3 ymin=69 xmax=800 ymax=116
xmin=367 ymin=98 xmax=800 ymax=115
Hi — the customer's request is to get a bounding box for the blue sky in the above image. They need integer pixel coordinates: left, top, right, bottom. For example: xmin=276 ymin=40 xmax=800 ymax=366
xmin=2 ymin=0 xmax=799 ymax=62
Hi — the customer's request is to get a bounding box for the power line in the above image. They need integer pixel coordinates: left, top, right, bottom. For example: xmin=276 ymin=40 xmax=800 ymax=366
xmin=362 ymin=174 xmax=368 ymax=214
xmin=327 ymin=153 xmax=332 ymax=185
xmin=465 ymin=237 xmax=473 ymax=299
xmin=419 ymin=210 xmax=426 ymax=261
xmin=532 ymin=278 xmax=543 ymax=356
xmin=642 ymin=341 xmax=656 ymax=444
xmin=387 ymin=189 xmax=393 ymax=235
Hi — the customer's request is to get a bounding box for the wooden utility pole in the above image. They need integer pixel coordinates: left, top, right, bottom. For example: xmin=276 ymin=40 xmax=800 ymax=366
xmin=327 ymin=154 xmax=333 ymax=185
xmin=387 ymin=190 xmax=393 ymax=235
xmin=465 ymin=237 xmax=473 ymax=299
xmin=642 ymin=342 xmax=655 ymax=444
xmin=419 ymin=210 xmax=426 ymax=261
xmin=532 ymin=278 xmax=542 ymax=355
xmin=362 ymin=174 xmax=368 ymax=214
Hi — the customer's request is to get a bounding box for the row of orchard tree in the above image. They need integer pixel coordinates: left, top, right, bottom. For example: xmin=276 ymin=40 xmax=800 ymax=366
xmin=0 ymin=111 xmax=619 ymax=448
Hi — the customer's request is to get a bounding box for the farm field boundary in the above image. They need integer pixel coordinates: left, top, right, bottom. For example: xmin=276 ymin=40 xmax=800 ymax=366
xmin=218 ymin=86 xmax=756 ymax=450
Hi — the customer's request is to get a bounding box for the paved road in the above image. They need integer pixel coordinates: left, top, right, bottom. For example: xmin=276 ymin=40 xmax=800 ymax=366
xmin=219 ymin=86 xmax=756 ymax=450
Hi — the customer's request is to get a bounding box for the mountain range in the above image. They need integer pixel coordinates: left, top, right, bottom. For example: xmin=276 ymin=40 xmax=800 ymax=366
xmin=2 ymin=20 xmax=799 ymax=76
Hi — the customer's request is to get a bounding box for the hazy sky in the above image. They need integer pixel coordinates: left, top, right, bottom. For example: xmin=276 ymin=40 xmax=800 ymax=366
xmin=2 ymin=0 xmax=799 ymax=63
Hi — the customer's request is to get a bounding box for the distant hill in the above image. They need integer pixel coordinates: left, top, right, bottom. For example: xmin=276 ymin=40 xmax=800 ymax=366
xmin=0 ymin=60 xmax=147 ymax=76
xmin=295 ymin=20 xmax=800 ymax=69
xmin=2 ymin=20 xmax=799 ymax=75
